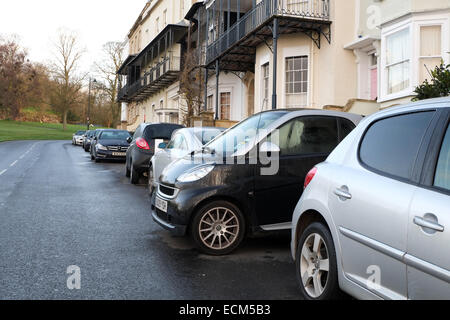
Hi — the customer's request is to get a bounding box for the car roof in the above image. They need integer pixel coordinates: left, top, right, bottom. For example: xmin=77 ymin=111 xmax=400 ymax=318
xmin=269 ymin=108 xmax=363 ymax=125
xmin=369 ymin=97 xmax=450 ymax=119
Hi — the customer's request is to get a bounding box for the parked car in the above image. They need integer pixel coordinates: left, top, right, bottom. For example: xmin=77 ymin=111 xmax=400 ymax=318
xmin=151 ymin=109 xmax=362 ymax=255
xmin=291 ymin=97 xmax=450 ymax=300
xmin=89 ymin=129 xmax=105 ymax=157
xmin=126 ymin=123 xmax=184 ymax=184
xmin=89 ymin=129 xmax=131 ymax=162
xmin=149 ymin=127 xmax=226 ymax=195
xmin=83 ymin=130 xmax=96 ymax=152
xmin=72 ymin=130 xmax=86 ymax=146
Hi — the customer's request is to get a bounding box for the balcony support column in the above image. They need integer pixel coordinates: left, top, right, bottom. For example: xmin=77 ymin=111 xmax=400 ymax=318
xmin=215 ymin=60 xmax=220 ymax=120
xmin=272 ymin=17 xmax=278 ymax=110
xmin=227 ymin=0 xmax=230 ymax=47
xmin=237 ymin=0 xmax=240 ymax=39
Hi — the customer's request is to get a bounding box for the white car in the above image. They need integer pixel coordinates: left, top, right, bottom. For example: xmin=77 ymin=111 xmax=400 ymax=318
xmin=148 ymin=127 xmax=225 ymax=194
xmin=72 ymin=130 xmax=86 ymax=146
xmin=291 ymin=97 xmax=450 ymax=300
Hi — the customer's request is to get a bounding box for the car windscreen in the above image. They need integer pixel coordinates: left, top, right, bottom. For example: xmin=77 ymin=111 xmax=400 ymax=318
xmin=144 ymin=124 xmax=183 ymax=141
xmin=75 ymin=131 xmax=86 ymax=135
xmin=99 ymin=131 xmax=131 ymax=140
xmin=206 ymin=112 xmax=288 ymax=156
xmin=194 ymin=128 xmax=226 ymax=145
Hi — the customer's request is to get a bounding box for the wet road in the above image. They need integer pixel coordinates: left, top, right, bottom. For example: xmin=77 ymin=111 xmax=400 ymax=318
xmin=0 ymin=140 xmax=302 ymax=300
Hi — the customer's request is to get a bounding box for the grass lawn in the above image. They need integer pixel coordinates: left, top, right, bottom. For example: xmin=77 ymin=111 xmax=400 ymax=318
xmin=0 ymin=120 xmax=90 ymax=142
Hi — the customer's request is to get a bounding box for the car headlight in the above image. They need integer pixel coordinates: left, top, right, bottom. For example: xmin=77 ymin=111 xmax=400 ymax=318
xmin=96 ymin=144 xmax=108 ymax=151
xmin=177 ymin=165 xmax=215 ymax=183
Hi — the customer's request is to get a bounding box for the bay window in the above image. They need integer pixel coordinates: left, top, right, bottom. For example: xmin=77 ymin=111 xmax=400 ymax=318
xmin=386 ymin=28 xmax=410 ymax=95
xmin=419 ymin=25 xmax=442 ymax=83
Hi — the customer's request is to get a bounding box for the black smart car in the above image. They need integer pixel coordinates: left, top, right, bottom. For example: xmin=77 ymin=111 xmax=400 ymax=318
xmin=151 ymin=109 xmax=362 ymax=255
xmin=125 ymin=123 xmax=184 ymax=184
xmin=90 ymin=129 xmax=131 ymax=162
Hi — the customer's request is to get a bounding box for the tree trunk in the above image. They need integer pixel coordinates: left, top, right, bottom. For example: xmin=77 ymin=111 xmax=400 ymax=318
xmin=63 ymin=109 xmax=68 ymax=131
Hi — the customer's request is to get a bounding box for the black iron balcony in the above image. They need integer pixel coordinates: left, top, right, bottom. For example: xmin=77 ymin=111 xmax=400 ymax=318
xmin=117 ymin=85 xmax=129 ymax=102
xmin=206 ymin=0 xmax=331 ymax=71
xmin=120 ymin=54 xmax=181 ymax=102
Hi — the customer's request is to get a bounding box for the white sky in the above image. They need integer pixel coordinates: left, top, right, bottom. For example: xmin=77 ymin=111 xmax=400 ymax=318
xmin=0 ymin=0 xmax=146 ymax=74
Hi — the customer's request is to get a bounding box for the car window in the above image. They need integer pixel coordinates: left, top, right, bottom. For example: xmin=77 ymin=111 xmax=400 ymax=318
xmin=194 ymin=128 xmax=225 ymax=145
xmin=274 ymin=116 xmax=338 ymax=156
xmin=100 ymin=131 xmax=131 ymax=140
xmin=339 ymin=118 xmax=356 ymax=141
xmin=207 ymin=111 xmax=288 ymax=156
xmin=167 ymin=134 xmax=186 ymax=150
xmin=144 ymin=124 xmax=183 ymax=141
xmin=434 ymin=123 xmax=450 ymax=191
xmin=360 ymin=111 xmax=434 ymax=181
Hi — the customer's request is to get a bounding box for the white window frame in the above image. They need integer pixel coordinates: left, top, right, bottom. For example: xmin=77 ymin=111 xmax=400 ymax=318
xmin=261 ymin=63 xmax=270 ymax=111
xmin=219 ymin=91 xmax=232 ymax=121
xmin=379 ymin=13 xmax=450 ymax=103
xmin=284 ymin=55 xmax=309 ymax=108
xmin=380 ymin=21 xmax=412 ymax=102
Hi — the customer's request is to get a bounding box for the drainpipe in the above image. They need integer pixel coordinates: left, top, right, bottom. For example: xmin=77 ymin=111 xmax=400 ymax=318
xmin=272 ymin=18 xmax=278 ymax=110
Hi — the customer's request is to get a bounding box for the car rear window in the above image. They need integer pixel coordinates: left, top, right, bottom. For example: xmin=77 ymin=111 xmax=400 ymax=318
xmin=359 ymin=111 xmax=434 ymax=181
xmin=144 ymin=124 xmax=183 ymax=141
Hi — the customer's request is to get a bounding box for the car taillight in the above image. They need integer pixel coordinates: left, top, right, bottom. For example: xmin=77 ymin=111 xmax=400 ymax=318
xmin=304 ymin=167 xmax=318 ymax=189
xmin=136 ymin=137 xmax=150 ymax=150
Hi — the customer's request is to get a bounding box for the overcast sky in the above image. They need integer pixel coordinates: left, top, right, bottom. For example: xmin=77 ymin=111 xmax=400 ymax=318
xmin=0 ymin=0 xmax=146 ymax=73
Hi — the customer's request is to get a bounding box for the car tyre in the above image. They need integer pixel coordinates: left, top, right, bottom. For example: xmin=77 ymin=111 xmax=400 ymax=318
xmin=148 ymin=165 xmax=154 ymax=197
xmin=130 ymin=163 xmax=139 ymax=184
xmin=296 ymin=222 xmax=341 ymax=300
xmin=125 ymin=161 xmax=131 ymax=178
xmin=191 ymin=201 xmax=245 ymax=256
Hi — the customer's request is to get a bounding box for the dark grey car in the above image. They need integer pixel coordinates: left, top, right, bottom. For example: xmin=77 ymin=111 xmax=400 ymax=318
xmin=125 ymin=123 xmax=184 ymax=184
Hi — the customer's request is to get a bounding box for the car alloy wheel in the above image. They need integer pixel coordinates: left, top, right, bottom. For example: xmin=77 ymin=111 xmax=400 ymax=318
xmin=300 ymin=233 xmax=329 ymax=298
xmin=296 ymin=222 xmax=341 ymax=300
xmin=192 ymin=201 xmax=245 ymax=256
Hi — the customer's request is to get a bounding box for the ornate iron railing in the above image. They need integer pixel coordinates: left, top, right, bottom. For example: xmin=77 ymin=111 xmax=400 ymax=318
xmin=118 ymin=54 xmax=181 ymax=102
xmin=206 ymin=0 xmax=330 ymax=64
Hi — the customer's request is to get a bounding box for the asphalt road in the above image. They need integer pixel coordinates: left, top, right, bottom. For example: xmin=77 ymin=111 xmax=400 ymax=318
xmin=0 ymin=140 xmax=303 ymax=300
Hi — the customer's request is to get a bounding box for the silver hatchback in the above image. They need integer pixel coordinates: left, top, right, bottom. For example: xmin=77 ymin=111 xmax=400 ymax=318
xmin=291 ymin=97 xmax=450 ymax=300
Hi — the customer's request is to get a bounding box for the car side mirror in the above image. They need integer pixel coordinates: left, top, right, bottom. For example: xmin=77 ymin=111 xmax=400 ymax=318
xmin=158 ymin=142 xmax=167 ymax=149
xmin=259 ymin=141 xmax=280 ymax=154
xmin=126 ymin=137 xmax=132 ymax=144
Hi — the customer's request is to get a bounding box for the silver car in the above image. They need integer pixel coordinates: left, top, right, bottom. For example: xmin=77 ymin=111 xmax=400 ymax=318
xmin=148 ymin=127 xmax=225 ymax=194
xmin=291 ymin=97 xmax=450 ymax=300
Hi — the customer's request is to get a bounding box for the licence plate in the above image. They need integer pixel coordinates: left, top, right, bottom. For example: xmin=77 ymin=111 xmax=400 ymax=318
xmin=155 ymin=197 xmax=168 ymax=213
xmin=112 ymin=152 xmax=126 ymax=156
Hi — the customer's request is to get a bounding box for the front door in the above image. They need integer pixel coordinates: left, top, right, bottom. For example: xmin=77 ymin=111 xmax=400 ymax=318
xmin=407 ymin=113 xmax=450 ymax=299
xmin=255 ymin=116 xmax=339 ymax=227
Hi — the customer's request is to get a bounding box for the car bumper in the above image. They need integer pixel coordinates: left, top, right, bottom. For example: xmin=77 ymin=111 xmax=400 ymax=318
xmin=151 ymin=208 xmax=187 ymax=237
xmin=131 ymin=150 xmax=153 ymax=173
xmin=96 ymin=150 xmax=127 ymax=160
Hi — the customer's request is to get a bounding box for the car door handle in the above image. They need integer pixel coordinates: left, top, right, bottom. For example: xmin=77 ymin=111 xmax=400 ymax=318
xmin=334 ymin=187 xmax=352 ymax=200
xmin=414 ymin=216 xmax=444 ymax=233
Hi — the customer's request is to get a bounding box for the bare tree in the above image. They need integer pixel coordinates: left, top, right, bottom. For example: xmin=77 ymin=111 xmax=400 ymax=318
xmin=49 ymin=29 xmax=85 ymax=130
xmin=178 ymin=49 xmax=205 ymax=127
xmin=95 ymin=41 xmax=125 ymax=128
xmin=0 ymin=36 xmax=38 ymax=120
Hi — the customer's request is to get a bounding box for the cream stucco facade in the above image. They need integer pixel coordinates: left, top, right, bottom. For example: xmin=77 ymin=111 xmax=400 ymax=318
xmin=118 ymin=0 xmax=201 ymax=131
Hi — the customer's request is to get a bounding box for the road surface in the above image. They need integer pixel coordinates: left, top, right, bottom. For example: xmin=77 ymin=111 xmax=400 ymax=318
xmin=0 ymin=140 xmax=302 ymax=300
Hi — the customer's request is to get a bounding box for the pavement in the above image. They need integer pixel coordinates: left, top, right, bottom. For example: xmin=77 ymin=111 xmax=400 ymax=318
xmin=0 ymin=140 xmax=303 ymax=300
